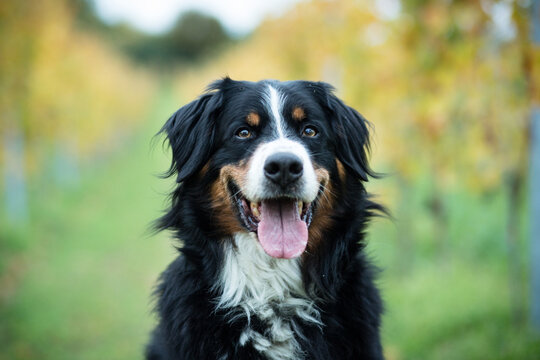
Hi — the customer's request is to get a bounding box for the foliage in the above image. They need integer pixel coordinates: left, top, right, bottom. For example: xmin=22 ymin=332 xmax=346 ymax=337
xmin=0 ymin=0 xmax=538 ymax=359
xmin=1 ymin=112 xmax=538 ymax=358
xmin=168 ymin=0 xmax=537 ymax=355
xmin=0 ymin=102 xmax=176 ymax=359
xmin=0 ymin=0 xmax=155 ymax=174
xmin=173 ymin=0 xmax=530 ymax=195
xmin=73 ymin=2 xmax=233 ymax=65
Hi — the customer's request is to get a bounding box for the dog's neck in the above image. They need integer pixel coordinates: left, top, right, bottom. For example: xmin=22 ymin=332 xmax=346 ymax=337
xmin=214 ymin=232 xmax=321 ymax=360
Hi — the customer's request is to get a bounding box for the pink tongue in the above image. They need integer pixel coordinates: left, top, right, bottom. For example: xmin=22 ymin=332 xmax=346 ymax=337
xmin=258 ymin=199 xmax=308 ymax=259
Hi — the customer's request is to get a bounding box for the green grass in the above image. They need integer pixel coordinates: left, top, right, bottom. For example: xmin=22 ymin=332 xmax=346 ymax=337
xmin=379 ymin=258 xmax=539 ymax=360
xmin=0 ymin=89 xmax=177 ymax=360
xmin=1 ymin=88 xmax=539 ymax=359
xmin=366 ymin=176 xmax=539 ymax=359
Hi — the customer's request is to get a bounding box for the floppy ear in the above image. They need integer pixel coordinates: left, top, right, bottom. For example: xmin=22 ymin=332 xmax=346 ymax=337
xmin=308 ymin=82 xmax=375 ymax=181
xmin=160 ymin=89 xmax=223 ymax=183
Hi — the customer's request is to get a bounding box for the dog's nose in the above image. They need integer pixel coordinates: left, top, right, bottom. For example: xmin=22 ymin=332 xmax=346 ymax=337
xmin=264 ymin=152 xmax=303 ymax=187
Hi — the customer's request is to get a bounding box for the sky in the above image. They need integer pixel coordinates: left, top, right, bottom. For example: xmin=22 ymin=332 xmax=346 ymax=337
xmin=90 ymin=0 xmax=514 ymax=41
xmin=92 ymin=0 xmax=307 ymax=36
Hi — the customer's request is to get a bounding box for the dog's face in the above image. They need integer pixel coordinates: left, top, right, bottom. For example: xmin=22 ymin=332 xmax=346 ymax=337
xmin=161 ymin=78 xmax=373 ymax=259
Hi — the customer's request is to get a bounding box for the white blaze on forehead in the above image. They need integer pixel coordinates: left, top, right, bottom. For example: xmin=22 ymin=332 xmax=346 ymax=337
xmin=243 ymin=84 xmax=318 ymax=203
xmin=264 ymin=85 xmax=287 ymax=139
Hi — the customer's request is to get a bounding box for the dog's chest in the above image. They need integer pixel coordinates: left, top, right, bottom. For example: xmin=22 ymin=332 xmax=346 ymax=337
xmin=216 ymin=232 xmax=321 ymax=360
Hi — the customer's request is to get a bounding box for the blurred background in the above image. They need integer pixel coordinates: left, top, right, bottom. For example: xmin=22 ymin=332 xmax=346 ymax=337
xmin=1 ymin=0 xmax=539 ymax=359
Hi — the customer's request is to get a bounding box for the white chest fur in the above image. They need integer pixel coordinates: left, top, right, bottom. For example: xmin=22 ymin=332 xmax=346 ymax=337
xmin=215 ymin=232 xmax=321 ymax=360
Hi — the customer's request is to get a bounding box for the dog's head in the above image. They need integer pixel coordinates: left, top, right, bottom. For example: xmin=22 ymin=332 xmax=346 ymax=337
xmin=159 ymin=78 xmax=375 ymax=259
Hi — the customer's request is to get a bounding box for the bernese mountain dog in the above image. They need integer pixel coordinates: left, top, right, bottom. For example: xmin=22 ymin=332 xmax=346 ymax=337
xmin=146 ymin=78 xmax=385 ymax=360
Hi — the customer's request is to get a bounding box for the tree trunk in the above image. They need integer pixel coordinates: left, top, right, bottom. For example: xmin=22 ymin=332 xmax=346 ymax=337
xmin=530 ymin=108 xmax=540 ymax=331
xmin=527 ymin=0 xmax=540 ymax=332
xmin=506 ymin=172 xmax=526 ymax=325
xmin=3 ymin=125 xmax=28 ymax=223
xmin=428 ymin=163 xmax=448 ymax=260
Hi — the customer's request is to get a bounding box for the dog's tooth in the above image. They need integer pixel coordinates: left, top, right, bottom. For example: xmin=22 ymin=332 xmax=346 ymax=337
xmin=297 ymin=201 xmax=303 ymax=216
xmin=251 ymin=202 xmax=260 ymax=219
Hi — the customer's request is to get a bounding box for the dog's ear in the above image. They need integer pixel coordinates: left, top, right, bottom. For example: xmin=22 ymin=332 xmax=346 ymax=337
xmin=160 ymin=86 xmax=223 ymax=183
xmin=307 ymin=82 xmax=375 ymax=181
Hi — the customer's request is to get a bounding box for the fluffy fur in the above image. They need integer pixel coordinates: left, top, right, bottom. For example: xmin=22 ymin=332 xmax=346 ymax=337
xmin=146 ymin=78 xmax=385 ymax=360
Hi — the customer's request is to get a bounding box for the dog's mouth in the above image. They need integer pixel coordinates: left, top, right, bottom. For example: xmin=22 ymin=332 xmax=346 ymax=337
xmin=228 ymin=182 xmax=315 ymax=259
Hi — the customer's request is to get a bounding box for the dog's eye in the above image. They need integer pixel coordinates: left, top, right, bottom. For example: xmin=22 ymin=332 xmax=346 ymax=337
xmin=235 ymin=127 xmax=252 ymax=139
xmin=302 ymin=126 xmax=318 ymax=137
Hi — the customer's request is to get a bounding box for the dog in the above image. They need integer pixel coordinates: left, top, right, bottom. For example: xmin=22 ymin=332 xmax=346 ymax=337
xmin=146 ymin=78 xmax=385 ymax=360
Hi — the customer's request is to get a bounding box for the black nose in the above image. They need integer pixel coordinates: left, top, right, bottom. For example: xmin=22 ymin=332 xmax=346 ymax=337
xmin=264 ymin=152 xmax=303 ymax=187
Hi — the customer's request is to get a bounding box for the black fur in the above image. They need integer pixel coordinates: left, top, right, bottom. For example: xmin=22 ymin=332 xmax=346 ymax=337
xmin=147 ymin=78 xmax=385 ymax=360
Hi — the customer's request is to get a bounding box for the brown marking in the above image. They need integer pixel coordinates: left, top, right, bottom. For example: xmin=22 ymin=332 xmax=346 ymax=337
xmin=292 ymin=106 xmax=306 ymax=122
xmin=315 ymin=167 xmax=331 ymax=189
xmin=304 ymin=167 xmax=335 ymax=255
xmin=208 ymin=153 xmax=338 ymax=252
xmin=336 ymin=158 xmax=347 ymax=183
xmin=198 ymin=161 xmax=211 ymax=179
xmin=209 ymin=161 xmax=250 ymax=236
xmin=246 ymin=112 xmax=260 ymax=127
